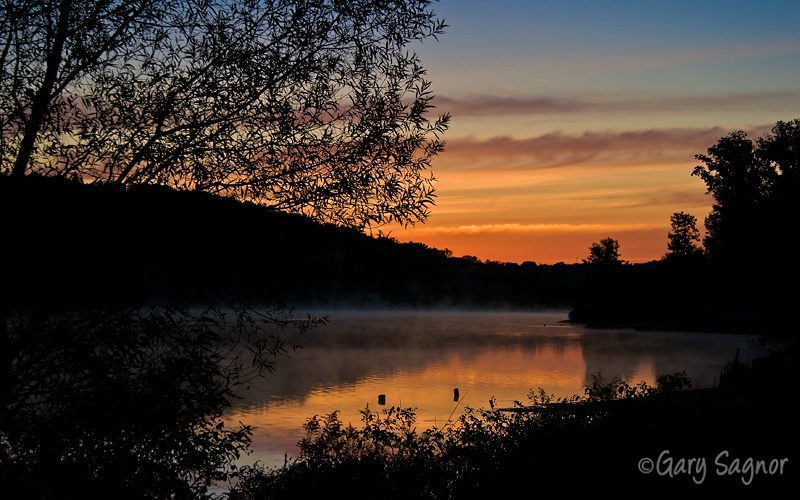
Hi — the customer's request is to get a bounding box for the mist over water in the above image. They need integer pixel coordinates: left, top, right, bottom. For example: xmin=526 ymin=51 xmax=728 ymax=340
xmin=225 ymin=309 xmax=759 ymax=468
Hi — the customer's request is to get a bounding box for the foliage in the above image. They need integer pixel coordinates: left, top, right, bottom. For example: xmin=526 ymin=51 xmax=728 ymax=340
xmin=230 ymin=405 xmax=449 ymax=498
xmin=582 ymin=237 xmax=625 ymax=265
xmin=583 ymin=373 xmax=654 ymax=401
xmin=719 ymin=350 xmax=751 ymax=388
xmin=573 ymin=119 xmax=799 ymax=330
xmin=0 ymin=304 xmax=325 ymax=498
xmin=686 ymin=119 xmax=798 ymax=329
xmin=692 ymin=119 xmax=798 ymax=259
xmin=655 ymin=371 xmax=693 ymax=392
xmin=665 ymin=211 xmax=703 ymax=258
xmin=229 ymin=372 xmax=694 ymax=498
xmin=299 ymin=405 xmax=443 ymax=466
xmin=1 ymin=0 xmax=449 ymax=229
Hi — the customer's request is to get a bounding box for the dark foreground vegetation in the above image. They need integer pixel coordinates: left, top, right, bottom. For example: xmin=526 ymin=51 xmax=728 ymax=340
xmin=228 ymin=368 xmax=795 ymax=497
xmin=1 ymin=304 xmax=328 ymax=498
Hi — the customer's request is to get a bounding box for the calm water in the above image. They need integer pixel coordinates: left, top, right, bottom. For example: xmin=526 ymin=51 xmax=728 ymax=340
xmin=224 ymin=309 xmax=759 ymax=469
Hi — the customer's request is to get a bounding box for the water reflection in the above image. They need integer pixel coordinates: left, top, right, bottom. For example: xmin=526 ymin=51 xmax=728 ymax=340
xmin=225 ymin=310 xmax=757 ymax=468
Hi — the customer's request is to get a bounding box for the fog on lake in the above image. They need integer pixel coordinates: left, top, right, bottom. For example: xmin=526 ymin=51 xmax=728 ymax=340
xmin=224 ymin=309 xmax=759 ymax=468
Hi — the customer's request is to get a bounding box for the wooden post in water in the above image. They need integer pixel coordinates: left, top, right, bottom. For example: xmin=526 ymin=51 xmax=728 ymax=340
xmin=378 ymin=394 xmax=386 ymax=405
xmin=453 ymin=388 xmax=459 ymax=402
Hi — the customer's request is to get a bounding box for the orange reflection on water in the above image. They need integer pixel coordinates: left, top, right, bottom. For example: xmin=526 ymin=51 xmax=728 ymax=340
xmin=228 ymin=325 xmax=588 ymax=468
xmin=225 ymin=311 xmax=752 ymax=469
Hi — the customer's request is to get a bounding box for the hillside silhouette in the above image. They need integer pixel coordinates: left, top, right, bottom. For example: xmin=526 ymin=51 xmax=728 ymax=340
xmin=2 ymin=175 xmax=583 ymax=311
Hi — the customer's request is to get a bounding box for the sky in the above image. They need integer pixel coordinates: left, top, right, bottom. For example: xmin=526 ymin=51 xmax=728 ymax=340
xmin=386 ymin=0 xmax=800 ymax=264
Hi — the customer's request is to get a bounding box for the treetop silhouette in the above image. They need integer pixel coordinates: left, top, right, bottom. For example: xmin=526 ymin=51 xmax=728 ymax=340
xmin=1 ymin=0 xmax=449 ymax=229
xmin=692 ymin=119 xmax=798 ymax=260
xmin=583 ymin=237 xmax=625 ymax=265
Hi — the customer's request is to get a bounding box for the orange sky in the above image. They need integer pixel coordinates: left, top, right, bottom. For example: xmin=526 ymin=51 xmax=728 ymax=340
xmin=387 ymin=124 xmax=775 ymax=264
xmin=384 ymin=1 xmax=800 ymax=264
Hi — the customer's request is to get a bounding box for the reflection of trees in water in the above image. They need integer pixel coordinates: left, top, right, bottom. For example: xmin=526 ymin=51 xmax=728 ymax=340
xmin=579 ymin=329 xmax=757 ymax=389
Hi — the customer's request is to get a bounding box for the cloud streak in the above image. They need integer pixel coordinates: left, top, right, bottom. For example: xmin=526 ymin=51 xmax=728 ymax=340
xmin=439 ymin=127 xmax=743 ymax=169
xmin=407 ymin=222 xmax=665 ymax=235
xmin=435 ymin=92 xmax=800 ymax=118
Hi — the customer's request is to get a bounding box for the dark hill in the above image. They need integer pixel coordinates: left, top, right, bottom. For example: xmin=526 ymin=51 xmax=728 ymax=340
xmin=2 ymin=175 xmax=583 ymax=310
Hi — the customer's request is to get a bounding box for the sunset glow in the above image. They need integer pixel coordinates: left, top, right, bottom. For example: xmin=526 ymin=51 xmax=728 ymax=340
xmin=388 ymin=0 xmax=800 ymax=264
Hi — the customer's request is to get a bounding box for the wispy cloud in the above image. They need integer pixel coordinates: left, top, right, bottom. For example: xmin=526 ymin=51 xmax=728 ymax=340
xmin=435 ymin=92 xmax=800 ymax=118
xmin=439 ymin=127 xmax=739 ymax=169
xmin=436 ymin=96 xmax=589 ymax=116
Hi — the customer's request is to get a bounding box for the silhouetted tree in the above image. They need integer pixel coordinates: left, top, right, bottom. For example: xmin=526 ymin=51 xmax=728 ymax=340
xmin=665 ymin=211 xmax=703 ymax=258
xmin=692 ymin=119 xmax=798 ymax=260
xmin=570 ymin=237 xmax=634 ymax=325
xmin=571 ymin=121 xmax=798 ymax=329
xmin=1 ymin=0 xmax=449 ymax=229
xmin=691 ymin=119 xmax=798 ymax=330
xmin=582 ymin=237 xmax=625 ymax=265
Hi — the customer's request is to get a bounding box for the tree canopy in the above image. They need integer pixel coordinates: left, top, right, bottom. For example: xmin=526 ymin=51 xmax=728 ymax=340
xmin=1 ymin=0 xmax=449 ymax=229
xmin=582 ymin=237 xmax=624 ymax=265
xmin=692 ymin=119 xmax=798 ymax=260
xmin=665 ymin=211 xmax=703 ymax=258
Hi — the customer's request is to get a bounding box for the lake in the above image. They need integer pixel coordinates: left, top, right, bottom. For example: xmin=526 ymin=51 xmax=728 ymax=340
xmin=223 ymin=309 xmax=760 ymax=469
